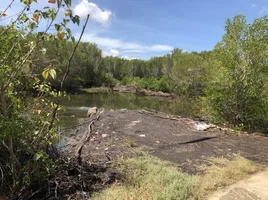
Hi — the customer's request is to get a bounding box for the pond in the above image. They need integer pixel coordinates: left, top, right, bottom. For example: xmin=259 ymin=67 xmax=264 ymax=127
xmin=59 ymin=92 xmax=200 ymax=128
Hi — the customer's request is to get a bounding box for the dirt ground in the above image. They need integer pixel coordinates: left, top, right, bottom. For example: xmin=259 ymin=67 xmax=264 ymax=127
xmin=64 ymin=110 xmax=268 ymax=174
xmin=209 ymin=169 xmax=268 ymax=200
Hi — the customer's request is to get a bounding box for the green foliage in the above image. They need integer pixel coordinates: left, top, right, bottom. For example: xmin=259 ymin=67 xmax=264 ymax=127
xmin=155 ymin=75 xmax=173 ymax=92
xmin=101 ymin=73 xmax=118 ymax=88
xmin=121 ymin=76 xmax=173 ymax=92
xmin=0 ymin=0 xmax=81 ymax=198
xmin=203 ymin=15 xmax=268 ymax=131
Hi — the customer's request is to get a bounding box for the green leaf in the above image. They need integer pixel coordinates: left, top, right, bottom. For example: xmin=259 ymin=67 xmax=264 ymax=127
xmin=57 ymin=0 xmax=62 ymax=8
xmin=42 ymin=11 xmax=49 ymax=19
xmin=48 ymin=8 xmax=56 ymax=20
xmin=71 ymin=36 xmax=75 ymax=43
xmin=71 ymin=15 xmax=80 ymax=25
xmin=49 ymin=69 xmax=56 ymax=79
xmin=64 ymin=0 xmax=71 ymax=7
xmin=54 ymin=24 xmax=61 ymax=31
xmin=28 ymin=22 xmax=36 ymax=30
xmin=63 ymin=19 xmax=69 ymax=26
xmin=20 ymin=13 xmax=29 ymax=22
xmin=35 ymin=151 xmax=44 ymax=161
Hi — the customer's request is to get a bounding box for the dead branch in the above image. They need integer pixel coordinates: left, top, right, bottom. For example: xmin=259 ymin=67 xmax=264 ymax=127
xmin=0 ymin=6 xmax=27 ymax=36
xmin=76 ymin=116 xmax=97 ymax=165
xmin=140 ymin=109 xmax=181 ymax=121
xmin=0 ymin=0 xmax=15 ymax=17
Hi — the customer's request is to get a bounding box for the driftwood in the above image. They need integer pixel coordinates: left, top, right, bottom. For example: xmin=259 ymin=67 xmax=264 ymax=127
xmin=75 ymin=115 xmax=100 ymax=165
xmin=140 ymin=108 xmax=182 ymax=121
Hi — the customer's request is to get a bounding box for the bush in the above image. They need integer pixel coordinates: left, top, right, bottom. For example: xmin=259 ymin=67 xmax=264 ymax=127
xmin=158 ymin=75 xmax=173 ymax=93
xmin=203 ymin=16 xmax=268 ymax=131
xmin=121 ymin=76 xmax=141 ymax=87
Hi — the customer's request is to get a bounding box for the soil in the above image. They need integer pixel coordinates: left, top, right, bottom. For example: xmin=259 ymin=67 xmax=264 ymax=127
xmin=209 ymin=170 xmax=268 ymax=200
xmin=64 ymin=109 xmax=268 ymax=175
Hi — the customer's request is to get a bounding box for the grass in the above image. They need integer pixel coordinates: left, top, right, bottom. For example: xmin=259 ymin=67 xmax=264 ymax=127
xmin=81 ymin=87 xmax=109 ymax=93
xmin=92 ymin=154 xmax=261 ymax=200
xmin=92 ymin=155 xmax=197 ymax=200
xmin=125 ymin=137 xmax=138 ymax=147
xmin=196 ymin=154 xmax=261 ymax=199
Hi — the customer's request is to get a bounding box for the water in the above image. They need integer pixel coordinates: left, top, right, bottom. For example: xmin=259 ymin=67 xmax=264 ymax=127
xmin=59 ymin=92 xmax=200 ymax=128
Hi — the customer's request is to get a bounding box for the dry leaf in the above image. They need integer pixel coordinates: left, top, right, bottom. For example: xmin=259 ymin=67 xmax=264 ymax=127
xmin=33 ymin=13 xmax=39 ymax=23
xmin=57 ymin=32 xmax=65 ymax=40
xmin=48 ymin=0 xmax=56 ymax=3
xmin=42 ymin=71 xmax=49 ymax=79
xmin=65 ymin=9 xmax=72 ymax=17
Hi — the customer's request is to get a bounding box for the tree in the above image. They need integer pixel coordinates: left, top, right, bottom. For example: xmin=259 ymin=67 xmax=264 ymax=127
xmin=170 ymin=49 xmax=206 ymax=96
xmin=203 ymin=15 xmax=268 ymax=130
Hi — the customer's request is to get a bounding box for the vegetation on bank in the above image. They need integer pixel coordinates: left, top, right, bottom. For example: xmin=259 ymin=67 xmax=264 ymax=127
xmin=92 ymin=154 xmax=260 ymax=200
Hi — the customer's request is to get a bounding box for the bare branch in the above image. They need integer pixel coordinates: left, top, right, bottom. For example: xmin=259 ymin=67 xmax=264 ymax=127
xmin=0 ymin=0 xmax=15 ymax=18
xmin=0 ymin=6 xmax=27 ymax=36
xmin=61 ymin=14 xmax=90 ymax=89
xmin=48 ymin=14 xmax=90 ymax=130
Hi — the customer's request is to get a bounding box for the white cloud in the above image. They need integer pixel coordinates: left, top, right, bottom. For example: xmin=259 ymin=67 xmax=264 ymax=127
xmin=102 ymin=49 xmax=139 ymax=59
xmin=103 ymin=49 xmax=119 ymax=57
xmin=74 ymin=0 xmax=112 ymax=25
xmin=81 ymin=34 xmax=173 ymax=53
xmin=252 ymin=4 xmax=256 ymax=8
xmin=260 ymin=6 xmax=268 ymax=15
xmin=149 ymin=45 xmax=174 ymax=51
xmin=121 ymin=56 xmax=139 ymax=60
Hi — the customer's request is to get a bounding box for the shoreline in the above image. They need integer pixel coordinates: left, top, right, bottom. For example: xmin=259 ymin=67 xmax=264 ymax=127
xmin=80 ymin=85 xmax=176 ymax=98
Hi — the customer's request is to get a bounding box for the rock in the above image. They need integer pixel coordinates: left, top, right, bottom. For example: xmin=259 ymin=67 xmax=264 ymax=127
xmin=195 ymin=122 xmax=215 ymax=131
xmin=139 ymin=134 xmax=146 ymax=137
xmin=102 ymin=134 xmax=108 ymax=138
xmin=87 ymin=107 xmax=98 ymax=117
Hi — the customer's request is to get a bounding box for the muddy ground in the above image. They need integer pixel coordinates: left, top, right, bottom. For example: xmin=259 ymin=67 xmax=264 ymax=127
xmin=64 ymin=110 xmax=268 ymax=174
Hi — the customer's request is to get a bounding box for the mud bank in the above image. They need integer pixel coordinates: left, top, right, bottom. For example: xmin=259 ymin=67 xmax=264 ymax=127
xmin=64 ymin=110 xmax=268 ymax=175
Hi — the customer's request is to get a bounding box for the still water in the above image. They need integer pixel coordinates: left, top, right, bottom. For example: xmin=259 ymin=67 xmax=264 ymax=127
xmin=59 ymin=92 xmax=200 ymax=128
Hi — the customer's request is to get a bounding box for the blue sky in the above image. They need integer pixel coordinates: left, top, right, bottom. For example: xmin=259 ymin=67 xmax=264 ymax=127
xmin=1 ymin=0 xmax=268 ymax=59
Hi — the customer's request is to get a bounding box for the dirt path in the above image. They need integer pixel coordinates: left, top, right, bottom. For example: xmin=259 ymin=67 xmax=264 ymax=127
xmin=64 ymin=110 xmax=268 ymax=175
xmin=209 ymin=169 xmax=268 ymax=200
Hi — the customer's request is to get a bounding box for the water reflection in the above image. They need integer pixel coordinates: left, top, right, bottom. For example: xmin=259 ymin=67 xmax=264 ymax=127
xmin=59 ymin=92 xmax=200 ymax=128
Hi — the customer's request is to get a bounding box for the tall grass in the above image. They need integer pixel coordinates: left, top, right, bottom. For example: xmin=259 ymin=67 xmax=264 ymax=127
xmin=92 ymin=155 xmax=196 ymax=200
xmin=92 ymin=154 xmax=261 ymax=200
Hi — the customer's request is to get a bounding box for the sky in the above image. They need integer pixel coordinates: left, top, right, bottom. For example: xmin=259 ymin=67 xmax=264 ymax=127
xmin=1 ymin=0 xmax=268 ymax=60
